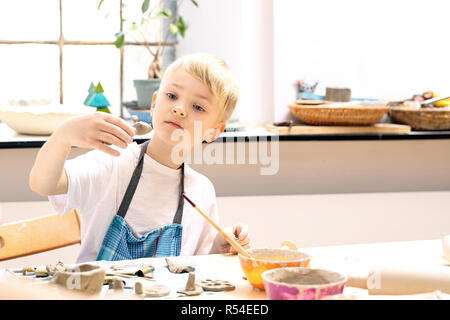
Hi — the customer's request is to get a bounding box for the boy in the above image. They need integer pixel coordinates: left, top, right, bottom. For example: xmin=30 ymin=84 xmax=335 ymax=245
xmin=29 ymin=53 xmax=250 ymax=263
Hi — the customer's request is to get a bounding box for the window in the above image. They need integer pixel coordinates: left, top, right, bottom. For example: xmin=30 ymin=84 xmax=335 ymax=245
xmin=0 ymin=0 xmax=176 ymax=116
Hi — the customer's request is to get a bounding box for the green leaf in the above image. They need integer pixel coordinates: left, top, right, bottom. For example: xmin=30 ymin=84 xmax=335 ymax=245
xmin=190 ymin=0 xmax=199 ymax=7
xmin=153 ymin=8 xmax=172 ymax=18
xmin=98 ymin=0 xmax=104 ymax=10
xmin=169 ymin=23 xmax=178 ymax=35
xmin=176 ymin=16 xmax=188 ymax=38
xmin=114 ymin=32 xmax=125 ymax=48
xmin=141 ymin=0 xmax=150 ymax=13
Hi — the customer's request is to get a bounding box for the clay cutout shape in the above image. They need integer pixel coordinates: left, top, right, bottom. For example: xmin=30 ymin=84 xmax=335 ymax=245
xmin=46 ymin=261 xmax=67 ymax=276
xmin=165 ymin=258 xmax=195 ymax=274
xmin=177 ymin=272 xmax=203 ymax=296
xmin=52 ymin=263 xmax=106 ymax=295
xmin=131 ymin=115 xmax=153 ymax=135
xmin=143 ymin=284 xmax=171 ymax=297
xmin=196 ymin=278 xmax=236 ymax=292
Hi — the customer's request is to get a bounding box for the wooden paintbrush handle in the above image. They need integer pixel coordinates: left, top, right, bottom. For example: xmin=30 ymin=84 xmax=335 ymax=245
xmin=193 ymin=206 xmax=250 ymax=257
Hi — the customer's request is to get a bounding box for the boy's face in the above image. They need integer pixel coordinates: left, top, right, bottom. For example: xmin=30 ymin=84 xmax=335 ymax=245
xmin=150 ymin=66 xmax=226 ymax=151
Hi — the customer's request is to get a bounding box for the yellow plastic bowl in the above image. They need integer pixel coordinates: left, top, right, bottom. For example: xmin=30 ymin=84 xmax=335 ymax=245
xmin=238 ymin=248 xmax=311 ymax=290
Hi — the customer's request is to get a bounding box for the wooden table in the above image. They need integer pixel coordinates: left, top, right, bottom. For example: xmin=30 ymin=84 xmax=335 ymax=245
xmin=191 ymin=238 xmax=447 ymax=299
xmin=4 ymin=239 xmax=448 ymax=299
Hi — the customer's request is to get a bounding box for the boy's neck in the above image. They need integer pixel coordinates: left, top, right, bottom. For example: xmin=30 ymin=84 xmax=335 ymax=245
xmin=146 ymin=138 xmax=184 ymax=170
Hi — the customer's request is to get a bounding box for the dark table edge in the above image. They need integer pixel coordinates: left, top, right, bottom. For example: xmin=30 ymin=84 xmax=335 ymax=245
xmin=2 ymin=131 xmax=450 ymax=149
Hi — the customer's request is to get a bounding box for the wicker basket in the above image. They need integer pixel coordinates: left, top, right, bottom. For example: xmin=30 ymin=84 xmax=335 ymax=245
xmin=288 ymin=104 xmax=389 ymax=126
xmin=390 ymin=107 xmax=450 ymax=130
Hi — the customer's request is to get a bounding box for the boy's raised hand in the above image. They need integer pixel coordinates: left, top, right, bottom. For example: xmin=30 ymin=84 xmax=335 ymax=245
xmin=53 ymin=112 xmax=135 ymax=156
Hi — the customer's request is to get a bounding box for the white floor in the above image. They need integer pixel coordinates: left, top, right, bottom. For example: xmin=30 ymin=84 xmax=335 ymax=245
xmin=1 ymin=191 xmax=449 ymax=269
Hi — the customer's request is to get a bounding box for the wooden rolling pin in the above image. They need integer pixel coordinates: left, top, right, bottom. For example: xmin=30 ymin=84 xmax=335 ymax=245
xmin=347 ymin=266 xmax=450 ymax=295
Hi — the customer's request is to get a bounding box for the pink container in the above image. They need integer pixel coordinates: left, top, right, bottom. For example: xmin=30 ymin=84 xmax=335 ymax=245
xmin=262 ymin=267 xmax=347 ymax=300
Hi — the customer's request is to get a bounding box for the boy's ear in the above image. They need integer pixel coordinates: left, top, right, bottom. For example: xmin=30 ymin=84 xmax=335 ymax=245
xmin=205 ymin=122 xmax=226 ymax=143
xmin=150 ymin=91 xmax=158 ymax=116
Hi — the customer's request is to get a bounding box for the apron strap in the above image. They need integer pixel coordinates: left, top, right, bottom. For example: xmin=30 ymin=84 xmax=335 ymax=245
xmin=172 ymin=163 xmax=184 ymax=225
xmin=117 ymin=140 xmax=185 ymax=225
xmin=117 ymin=140 xmax=149 ymax=218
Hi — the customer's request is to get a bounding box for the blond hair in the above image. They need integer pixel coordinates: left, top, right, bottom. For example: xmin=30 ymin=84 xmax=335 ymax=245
xmin=163 ymin=53 xmax=239 ymax=122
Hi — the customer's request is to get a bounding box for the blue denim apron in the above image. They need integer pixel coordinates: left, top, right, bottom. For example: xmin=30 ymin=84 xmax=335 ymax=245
xmin=96 ymin=140 xmax=184 ymax=261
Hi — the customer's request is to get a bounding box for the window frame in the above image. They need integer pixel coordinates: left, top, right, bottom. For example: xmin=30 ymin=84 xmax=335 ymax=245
xmin=0 ymin=0 xmax=177 ymax=117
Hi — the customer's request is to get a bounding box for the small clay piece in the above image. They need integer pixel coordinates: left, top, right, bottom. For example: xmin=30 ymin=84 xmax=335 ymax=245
xmin=177 ymin=272 xmax=203 ymax=296
xmin=165 ymin=258 xmax=195 ymax=274
xmin=135 ymin=281 xmax=144 ymax=295
xmin=46 ymin=261 xmax=66 ymax=276
xmin=35 ymin=269 xmax=49 ymax=278
xmin=196 ymin=278 xmax=236 ymax=292
xmin=22 ymin=267 xmax=35 ymax=275
xmin=111 ymin=277 xmax=125 ymax=290
xmin=131 ymin=115 xmax=153 ymax=135
xmin=143 ymin=284 xmax=170 ymax=297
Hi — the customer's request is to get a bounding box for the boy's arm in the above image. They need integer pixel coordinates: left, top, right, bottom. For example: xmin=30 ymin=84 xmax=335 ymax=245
xmin=29 ymin=132 xmax=71 ymax=196
xmin=29 ymin=113 xmax=135 ymax=196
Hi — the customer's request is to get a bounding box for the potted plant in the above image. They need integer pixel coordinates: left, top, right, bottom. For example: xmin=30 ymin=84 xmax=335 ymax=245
xmin=98 ymin=0 xmax=198 ymax=111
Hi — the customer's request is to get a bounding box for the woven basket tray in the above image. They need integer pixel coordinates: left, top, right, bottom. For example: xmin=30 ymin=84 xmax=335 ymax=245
xmin=289 ymin=104 xmax=389 ymax=126
xmin=390 ymin=107 xmax=450 ymax=130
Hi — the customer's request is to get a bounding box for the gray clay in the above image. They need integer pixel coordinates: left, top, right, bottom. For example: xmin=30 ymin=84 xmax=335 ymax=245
xmin=143 ymin=284 xmax=170 ymax=297
xmin=166 ymin=258 xmax=195 ymax=274
xmin=46 ymin=261 xmax=66 ymax=276
xmin=111 ymin=277 xmax=125 ymax=290
xmin=131 ymin=115 xmax=153 ymax=135
xmin=196 ymin=278 xmax=236 ymax=292
xmin=177 ymin=272 xmax=203 ymax=296
xmin=52 ymin=263 xmax=106 ymax=295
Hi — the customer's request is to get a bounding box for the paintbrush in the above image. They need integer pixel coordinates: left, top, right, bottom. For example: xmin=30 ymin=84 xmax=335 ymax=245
xmin=183 ymin=193 xmax=252 ymax=258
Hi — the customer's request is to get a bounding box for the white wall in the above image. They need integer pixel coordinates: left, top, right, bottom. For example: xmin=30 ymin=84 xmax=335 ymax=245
xmin=274 ymin=0 xmax=450 ymax=122
xmin=178 ymin=0 xmax=275 ymax=126
xmin=177 ymin=0 xmax=244 ymax=120
xmin=178 ymin=0 xmax=450 ymax=124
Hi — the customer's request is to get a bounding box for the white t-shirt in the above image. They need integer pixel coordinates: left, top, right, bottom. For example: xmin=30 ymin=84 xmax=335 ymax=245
xmin=48 ymin=142 xmax=219 ymax=263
